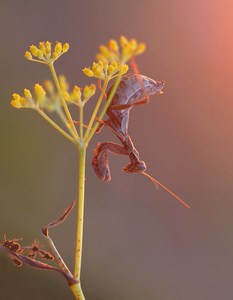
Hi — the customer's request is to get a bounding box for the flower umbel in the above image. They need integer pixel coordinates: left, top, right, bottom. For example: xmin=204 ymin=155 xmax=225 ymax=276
xmin=11 ymin=84 xmax=47 ymax=109
xmin=96 ymin=36 xmax=146 ymax=64
xmin=83 ymin=60 xmax=128 ymax=81
xmin=25 ymin=41 xmax=70 ymax=64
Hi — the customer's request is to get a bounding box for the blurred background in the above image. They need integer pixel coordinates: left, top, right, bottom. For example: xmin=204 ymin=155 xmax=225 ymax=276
xmin=0 ymin=0 xmax=233 ymax=299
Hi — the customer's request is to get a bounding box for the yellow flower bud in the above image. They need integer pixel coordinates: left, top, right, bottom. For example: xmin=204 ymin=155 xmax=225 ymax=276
xmin=129 ymin=39 xmax=137 ymax=51
xmin=83 ymin=86 xmax=90 ymax=99
xmin=99 ymin=45 xmax=109 ymax=55
xmin=108 ymin=61 xmax=118 ymax=74
xmin=52 ymin=51 xmax=58 ymax=60
xmin=83 ymin=68 xmax=94 ymax=77
xmin=24 ymin=89 xmax=32 ymax=98
xmin=71 ymin=85 xmax=81 ymax=102
xmin=25 ymin=51 xmax=32 ymax=60
xmin=30 ymin=45 xmax=39 ymax=56
xmin=92 ymin=62 xmax=99 ymax=72
xmin=120 ymin=36 xmax=128 ymax=48
xmin=121 ymin=64 xmax=129 ymax=74
xmin=107 ymin=65 xmax=115 ymax=74
xmin=63 ymin=91 xmax=71 ymax=102
xmin=102 ymin=60 xmax=108 ymax=71
xmin=93 ymin=68 xmax=101 ymax=78
xmin=11 ymin=99 xmax=22 ymax=109
xmin=34 ymin=83 xmax=46 ymax=104
xmin=44 ymin=80 xmax=54 ymax=93
xmin=55 ymin=42 xmax=62 ymax=55
xmin=98 ymin=60 xmax=104 ymax=68
xmin=12 ymin=93 xmax=20 ymax=101
xmin=37 ymin=50 xmax=44 ymax=59
xmin=110 ymin=61 xmax=118 ymax=68
xmin=59 ymin=75 xmax=69 ymax=91
xmin=39 ymin=42 xmax=46 ymax=54
xmin=89 ymin=84 xmax=96 ymax=93
xmin=45 ymin=41 xmax=51 ymax=54
xmin=109 ymin=39 xmax=119 ymax=52
xmin=83 ymin=84 xmax=96 ymax=99
xmin=62 ymin=43 xmax=70 ymax=53
xmin=135 ymin=43 xmax=146 ymax=55
xmin=11 ymin=93 xmax=26 ymax=108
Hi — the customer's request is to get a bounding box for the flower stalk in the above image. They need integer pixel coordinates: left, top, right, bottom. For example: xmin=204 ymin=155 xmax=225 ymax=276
xmin=48 ymin=62 xmax=79 ymax=140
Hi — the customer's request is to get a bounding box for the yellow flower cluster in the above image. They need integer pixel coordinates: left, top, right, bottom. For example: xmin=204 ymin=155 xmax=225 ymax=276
xmin=11 ymin=93 xmax=28 ymax=109
xmin=11 ymin=76 xmax=96 ymax=112
xmin=57 ymin=75 xmax=96 ymax=107
xmin=11 ymin=84 xmax=46 ymax=109
xmin=25 ymin=41 xmax=70 ymax=63
xmin=83 ymin=60 xmax=128 ymax=81
xmin=96 ymin=36 xmax=146 ymax=64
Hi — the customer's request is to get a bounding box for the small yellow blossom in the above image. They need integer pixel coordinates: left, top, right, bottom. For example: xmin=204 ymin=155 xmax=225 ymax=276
xmin=25 ymin=41 xmax=70 ymax=64
xmin=83 ymin=84 xmax=96 ymax=100
xmin=52 ymin=52 xmax=58 ymax=60
xmin=34 ymin=83 xmax=46 ymax=105
xmin=83 ymin=60 xmax=128 ymax=81
xmin=45 ymin=41 xmax=51 ymax=54
xmin=121 ymin=64 xmax=129 ymax=74
xmin=54 ymin=42 xmax=62 ymax=55
xmin=63 ymin=91 xmax=71 ymax=102
xmin=109 ymin=39 xmax=119 ymax=52
xmin=96 ymin=36 xmax=146 ymax=64
xmin=10 ymin=93 xmax=27 ymax=109
xmin=44 ymin=80 xmax=54 ymax=94
xmin=39 ymin=42 xmax=46 ymax=54
xmin=70 ymin=86 xmax=81 ymax=103
xmin=62 ymin=82 xmax=96 ymax=107
xmin=59 ymin=75 xmax=69 ymax=92
xmin=83 ymin=68 xmax=94 ymax=77
xmin=24 ymin=89 xmax=32 ymax=99
xmin=62 ymin=43 xmax=70 ymax=53
xmin=36 ymin=50 xmax=43 ymax=59
xmin=30 ymin=45 xmax=39 ymax=57
xmin=24 ymin=51 xmax=32 ymax=60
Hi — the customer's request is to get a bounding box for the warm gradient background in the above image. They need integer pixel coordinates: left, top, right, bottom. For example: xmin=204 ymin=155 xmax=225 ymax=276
xmin=0 ymin=1 xmax=233 ymax=299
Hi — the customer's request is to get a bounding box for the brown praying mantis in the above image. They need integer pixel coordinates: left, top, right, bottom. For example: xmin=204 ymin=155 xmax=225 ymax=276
xmin=92 ymin=73 xmax=190 ymax=208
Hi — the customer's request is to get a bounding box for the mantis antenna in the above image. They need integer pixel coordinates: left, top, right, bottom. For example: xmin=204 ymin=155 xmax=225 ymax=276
xmin=142 ymin=172 xmax=190 ymax=209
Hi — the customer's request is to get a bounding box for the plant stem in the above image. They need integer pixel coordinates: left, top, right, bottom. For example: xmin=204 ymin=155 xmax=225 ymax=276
xmin=75 ymin=146 xmax=86 ymax=278
xmin=85 ymin=74 xmax=123 ymax=144
xmin=70 ymin=282 xmax=85 ymax=300
xmin=36 ymin=108 xmax=76 ymax=144
xmin=83 ymin=79 xmax=109 ymax=140
xmin=70 ymin=145 xmax=86 ymax=299
xmin=79 ymin=106 xmax=84 ymax=139
xmin=57 ymin=107 xmax=81 ymax=142
xmin=48 ymin=62 xmax=79 ymax=139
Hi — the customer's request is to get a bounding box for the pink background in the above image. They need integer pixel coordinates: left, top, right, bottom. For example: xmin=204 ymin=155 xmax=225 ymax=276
xmin=0 ymin=1 xmax=233 ymax=299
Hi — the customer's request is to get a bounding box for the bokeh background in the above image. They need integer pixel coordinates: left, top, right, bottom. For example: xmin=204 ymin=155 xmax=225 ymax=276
xmin=0 ymin=1 xmax=233 ymax=299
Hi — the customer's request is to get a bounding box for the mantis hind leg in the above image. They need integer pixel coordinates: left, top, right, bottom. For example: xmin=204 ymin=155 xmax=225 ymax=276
xmin=92 ymin=142 xmax=128 ymax=182
xmin=92 ymin=141 xmax=147 ymax=182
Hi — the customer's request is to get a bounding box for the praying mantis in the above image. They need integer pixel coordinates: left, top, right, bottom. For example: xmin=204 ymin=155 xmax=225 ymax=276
xmin=92 ymin=73 xmax=190 ymax=208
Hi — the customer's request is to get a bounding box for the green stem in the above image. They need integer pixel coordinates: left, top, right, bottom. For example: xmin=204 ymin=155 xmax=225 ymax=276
xmin=36 ymin=108 xmax=76 ymax=144
xmin=74 ymin=146 xmax=86 ymax=278
xmin=56 ymin=108 xmax=80 ymax=143
xmin=70 ymin=146 xmax=86 ymax=299
xmin=85 ymin=74 xmax=123 ymax=144
xmin=70 ymin=282 xmax=85 ymax=300
xmin=83 ymin=79 xmax=109 ymax=140
xmin=79 ymin=106 xmax=84 ymax=139
xmin=48 ymin=62 xmax=79 ymax=139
